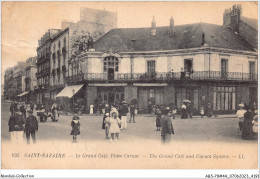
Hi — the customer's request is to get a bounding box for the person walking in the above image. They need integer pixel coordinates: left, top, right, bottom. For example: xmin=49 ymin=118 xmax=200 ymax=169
xmin=119 ymin=101 xmax=128 ymax=129
xmin=129 ymin=104 xmax=136 ymax=123
xmin=187 ymin=103 xmax=193 ymax=118
xmin=104 ymin=113 xmax=110 ymax=139
xmin=161 ymin=107 xmax=174 ymax=144
xmin=70 ymin=115 xmax=81 ymax=143
xmin=51 ymin=103 xmax=59 ymax=122
xmin=181 ymin=103 xmax=187 ymax=119
xmin=102 ymin=104 xmax=110 ymax=129
xmin=242 ymin=105 xmax=254 ymax=140
xmin=236 ymin=104 xmax=246 ymax=133
xmin=8 ymin=108 xmax=25 ymax=143
xmin=109 ymin=112 xmax=121 ymax=143
xmin=24 ymin=110 xmax=38 ymax=144
xmin=155 ymin=108 xmax=162 ymax=131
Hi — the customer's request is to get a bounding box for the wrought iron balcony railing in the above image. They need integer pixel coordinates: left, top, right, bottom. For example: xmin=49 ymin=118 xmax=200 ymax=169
xmin=66 ymin=71 xmax=258 ymax=84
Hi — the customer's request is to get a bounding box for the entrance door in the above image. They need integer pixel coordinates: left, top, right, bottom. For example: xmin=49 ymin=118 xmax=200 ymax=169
xmin=108 ymin=68 xmax=114 ymax=81
xmin=108 ymin=93 xmax=115 ymax=105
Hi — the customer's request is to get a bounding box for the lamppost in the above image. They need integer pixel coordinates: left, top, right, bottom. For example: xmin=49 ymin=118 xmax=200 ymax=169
xmin=72 ymin=88 xmax=75 ymax=114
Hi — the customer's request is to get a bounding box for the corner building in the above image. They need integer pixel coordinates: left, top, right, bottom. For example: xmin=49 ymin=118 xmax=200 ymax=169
xmin=63 ymin=11 xmax=257 ymax=114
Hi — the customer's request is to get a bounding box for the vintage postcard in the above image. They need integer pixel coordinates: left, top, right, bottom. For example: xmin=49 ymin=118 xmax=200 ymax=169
xmin=1 ymin=1 xmax=258 ymax=172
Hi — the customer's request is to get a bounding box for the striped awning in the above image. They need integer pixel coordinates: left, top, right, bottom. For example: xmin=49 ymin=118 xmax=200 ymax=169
xmin=55 ymin=84 xmax=84 ymax=98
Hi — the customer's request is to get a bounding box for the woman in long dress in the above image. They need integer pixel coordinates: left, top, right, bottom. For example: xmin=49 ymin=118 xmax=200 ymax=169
xmin=90 ymin=104 xmax=94 ymax=114
xmin=242 ymin=106 xmax=254 ymax=140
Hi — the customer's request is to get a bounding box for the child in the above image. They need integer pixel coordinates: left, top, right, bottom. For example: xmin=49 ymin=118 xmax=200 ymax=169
xmin=104 ymin=113 xmax=110 ymax=139
xmin=70 ymin=115 xmax=80 ymax=143
xmin=109 ymin=112 xmax=121 ymax=143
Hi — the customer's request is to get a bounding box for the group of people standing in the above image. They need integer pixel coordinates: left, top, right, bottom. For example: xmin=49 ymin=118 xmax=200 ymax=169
xmin=236 ymin=103 xmax=258 ymax=140
xmin=9 ymin=102 xmax=38 ymax=144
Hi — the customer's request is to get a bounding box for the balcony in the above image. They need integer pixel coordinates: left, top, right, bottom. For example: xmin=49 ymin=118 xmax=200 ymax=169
xmin=66 ymin=71 xmax=258 ymax=84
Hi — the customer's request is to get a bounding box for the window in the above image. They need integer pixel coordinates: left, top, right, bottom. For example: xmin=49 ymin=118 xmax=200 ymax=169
xmin=221 ymin=59 xmax=228 ymax=79
xmin=213 ymin=86 xmax=236 ymax=110
xmin=249 ymin=61 xmax=255 ymax=80
xmin=149 ymin=89 xmax=155 ymax=98
xmin=103 ymin=56 xmax=119 ymax=72
xmin=58 ymin=41 xmax=61 ymax=49
xmin=64 ymin=37 xmax=66 ymax=46
xmin=147 ymin=61 xmax=155 ymax=77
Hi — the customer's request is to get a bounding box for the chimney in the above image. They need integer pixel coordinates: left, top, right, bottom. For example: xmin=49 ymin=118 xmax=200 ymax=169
xmin=169 ymin=16 xmax=175 ymax=37
xmin=151 ymin=16 xmax=156 ymax=36
xmin=223 ymin=4 xmax=242 ymax=32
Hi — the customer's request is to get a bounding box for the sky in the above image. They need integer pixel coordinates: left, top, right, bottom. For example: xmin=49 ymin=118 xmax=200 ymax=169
xmin=1 ymin=1 xmax=258 ymax=81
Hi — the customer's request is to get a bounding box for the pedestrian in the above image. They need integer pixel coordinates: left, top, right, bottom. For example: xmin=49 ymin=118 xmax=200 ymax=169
xmin=181 ymin=103 xmax=188 ymax=119
xmin=70 ymin=115 xmax=81 ymax=143
xmin=51 ymin=103 xmax=59 ymax=122
xmin=30 ymin=102 xmax=34 ymax=112
xmin=161 ymin=107 xmax=174 ymax=145
xmin=102 ymin=104 xmax=110 ymax=129
xmin=236 ymin=104 xmax=246 ymax=133
xmin=172 ymin=106 xmax=177 ymax=119
xmin=104 ymin=113 xmax=110 ymax=139
xmin=207 ymin=103 xmax=212 ymax=117
xmin=252 ymin=110 xmax=258 ymax=135
xmin=24 ymin=110 xmax=38 ymax=144
xmin=242 ymin=105 xmax=254 ymax=140
xmin=187 ymin=103 xmax=193 ymax=118
xmin=119 ymin=101 xmax=128 ymax=129
xmin=109 ymin=112 xmax=121 ymax=143
xmin=20 ymin=104 xmax=26 ymax=119
xmin=155 ymin=108 xmax=162 ymax=131
xmin=89 ymin=104 xmax=94 ymax=114
xmin=8 ymin=108 xmax=25 ymax=143
xmin=200 ymin=106 xmax=205 ymax=118
xmin=129 ymin=104 xmax=136 ymax=123
xmin=10 ymin=102 xmax=16 ymax=116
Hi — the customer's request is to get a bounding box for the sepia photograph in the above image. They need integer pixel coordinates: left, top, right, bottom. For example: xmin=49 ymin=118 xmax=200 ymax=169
xmin=1 ymin=1 xmax=258 ymax=175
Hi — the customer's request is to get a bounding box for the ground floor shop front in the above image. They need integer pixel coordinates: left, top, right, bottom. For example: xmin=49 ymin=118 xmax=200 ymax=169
xmin=66 ymin=81 xmax=257 ymax=114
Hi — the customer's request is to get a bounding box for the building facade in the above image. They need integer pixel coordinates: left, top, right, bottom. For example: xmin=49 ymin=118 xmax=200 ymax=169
xmin=13 ymin=62 xmax=26 ymax=101
xmin=4 ymin=67 xmax=14 ymax=100
xmin=62 ymin=10 xmax=257 ymax=114
xmin=25 ymin=57 xmax=37 ymax=102
xmin=36 ymin=29 xmax=61 ymax=104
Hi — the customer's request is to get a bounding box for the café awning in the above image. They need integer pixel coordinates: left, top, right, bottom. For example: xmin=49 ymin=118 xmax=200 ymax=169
xmin=17 ymin=91 xmax=29 ymax=97
xmin=55 ymin=84 xmax=84 ymax=98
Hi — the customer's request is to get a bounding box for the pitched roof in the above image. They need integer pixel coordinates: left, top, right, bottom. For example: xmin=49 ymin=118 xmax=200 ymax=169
xmin=241 ymin=16 xmax=258 ymax=30
xmin=93 ymin=22 xmax=255 ymax=52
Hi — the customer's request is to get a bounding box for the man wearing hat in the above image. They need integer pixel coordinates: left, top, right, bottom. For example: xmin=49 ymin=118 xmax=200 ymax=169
xmin=161 ymin=107 xmax=174 ymax=144
xmin=25 ymin=110 xmax=38 ymax=144
xmin=119 ymin=101 xmax=129 ymax=130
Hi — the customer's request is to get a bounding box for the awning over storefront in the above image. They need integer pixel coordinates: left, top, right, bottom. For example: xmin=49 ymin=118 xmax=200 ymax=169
xmin=17 ymin=91 xmax=29 ymax=97
xmin=133 ymin=83 xmax=168 ymax=87
xmin=88 ymin=83 xmax=128 ymax=87
xmin=55 ymin=84 xmax=84 ymax=98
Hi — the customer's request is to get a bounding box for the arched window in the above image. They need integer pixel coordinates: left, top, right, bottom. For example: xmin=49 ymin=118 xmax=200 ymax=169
xmin=103 ymin=56 xmax=119 ymax=72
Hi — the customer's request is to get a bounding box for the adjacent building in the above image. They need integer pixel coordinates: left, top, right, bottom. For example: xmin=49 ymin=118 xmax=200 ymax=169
xmin=4 ymin=67 xmax=14 ymax=100
xmin=24 ymin=57 xmax=37 ymax=102
xmin=13 ymin=62 xmax=26 ymax=101
xmin=61 ymin=5 xmax=257 ymax=114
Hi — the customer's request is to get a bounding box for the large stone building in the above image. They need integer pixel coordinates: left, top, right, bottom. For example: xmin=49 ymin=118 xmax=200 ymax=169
xmin=60 ymin=6 xmax=257 ymax=114
xmin=24 ymin=57 xmax=37 ymax=102
xmin=36 ymin=29 xmax=61 ymax=104
xmin=4 ymin=67 xmax=14 ymax=100
xmin=13 ymin=62 xmax=26 ymax=101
